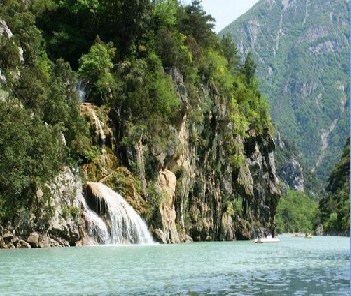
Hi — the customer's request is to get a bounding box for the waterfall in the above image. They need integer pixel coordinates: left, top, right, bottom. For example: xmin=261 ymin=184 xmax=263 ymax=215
xmin=91 ymin=109 xmax=106 ymax=145
xmin=80 ymin=197 xmax=110 ymax=245
xmin=82 ymin=182 xmax=154 ymax=245
xmin=77 ymin=80 xmax=86 ymax=102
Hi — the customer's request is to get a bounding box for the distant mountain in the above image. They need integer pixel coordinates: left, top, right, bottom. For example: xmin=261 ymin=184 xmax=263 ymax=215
xmin=220 ymin=0 xmax=350 ymax=181
xmin=274 ymin=132 xmax=323 ymax=200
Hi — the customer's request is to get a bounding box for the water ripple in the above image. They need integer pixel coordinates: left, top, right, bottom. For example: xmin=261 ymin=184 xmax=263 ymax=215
xmin=0 ymin=236 xmax=349 ymax=295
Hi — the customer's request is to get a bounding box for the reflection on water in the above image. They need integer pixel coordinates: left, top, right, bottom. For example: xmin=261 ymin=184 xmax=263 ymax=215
xmin=0 ymin=235 xmax=349 ymax=295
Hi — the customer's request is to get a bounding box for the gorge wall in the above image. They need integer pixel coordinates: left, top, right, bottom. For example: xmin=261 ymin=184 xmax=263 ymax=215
xmin=0 ymin=68 xmax=281 ymax=248
xmin=83 ymin=69 xmax=281 ymax=244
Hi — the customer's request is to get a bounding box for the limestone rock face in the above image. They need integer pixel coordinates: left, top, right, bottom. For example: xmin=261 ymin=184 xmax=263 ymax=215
xmin=315 ymin=224 xmax=323 ymax=236
xmin=0 ymin=168 xmax=82 ymax=249
xmin=86 ymin=182 xmax=109 ymax=217
xmin=279 ymin=158 xmax=305 ymax=191
xmin=154 ymin=169 xmax=180 ymax=244
xmin=0 ymin=18 xmax=24 ymax=85
xmin=117 ymin=68 xmax=281 ymax=243
xmin=220 ymin=213 xmax=234 ymax=241
xmin=1 ymin=62 xmax=281 ymax=248
xmin=27 ymin=232 xmax=39 ymax=248
xmin=46 ymin=168 xmax=81 ymax=246
xmin=0 ymin=19 xmax=13 ymax=38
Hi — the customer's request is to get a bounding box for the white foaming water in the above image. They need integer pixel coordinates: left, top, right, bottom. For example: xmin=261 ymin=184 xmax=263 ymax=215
xmin=80 ymin=197 xmax=109 ymax=245
xmin=91 ymin=110 xmax=106 ymax=145
xmin=87 ymin=182 xmax=154 ymax=245
xmin=77 ymin=80 xmax=86 ymax=102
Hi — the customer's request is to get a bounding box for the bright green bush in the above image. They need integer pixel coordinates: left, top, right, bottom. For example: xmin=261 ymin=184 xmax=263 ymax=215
xmin=275 ymin=190 xmax=318 ymax=233
xmin=78 ymin=38 xmax=117 ymax=105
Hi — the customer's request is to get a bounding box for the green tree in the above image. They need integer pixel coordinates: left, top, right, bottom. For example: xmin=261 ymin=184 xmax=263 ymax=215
xmin=152 ymin=0 xmax=178 ymax=28
xmin=115 ymin=52 xmax=179 ymax=123
xmin=98 ymin=0 xmax=151 ymax=57
xmin=220 ymin=34 xmax=240 ymax=75
xmin=241 ymin=52 xmax=256 ymax=85
xmin=177 ymin=1 xmax=217 ymax=48
xmin=78 ymin=38 xmax=117 ymax=105
xmin=44 ymin=59 xmax=89 ymax=155
xmin=0 ymin=100 xmax=65 ymax=221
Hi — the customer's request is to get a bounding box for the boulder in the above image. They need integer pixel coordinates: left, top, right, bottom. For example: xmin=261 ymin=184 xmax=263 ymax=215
xmin=152 ymin=229 xmax=166 ymax=244
xmin=27 ymin=232 xmax=39 ymax=248
xmin=3 ymin=232 xmax=13 ymax=244
xmin=38 ymin=233 xmax=50 ymax=248
xmin=17 ymin=240 xmax=31 ymax=249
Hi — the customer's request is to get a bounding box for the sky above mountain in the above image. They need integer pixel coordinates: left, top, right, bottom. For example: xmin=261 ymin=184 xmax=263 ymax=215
xmin=200 ymin=0 xmax=260 ymax=32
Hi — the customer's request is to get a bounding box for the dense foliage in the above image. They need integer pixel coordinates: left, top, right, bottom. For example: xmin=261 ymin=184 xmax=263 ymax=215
xmin=220 ymin=0 xmax=350 ymax=182
xmin=0 ymin=0 xmax=273 ymax=227
xmin=276 ymin=137 xmax=349 ymax=235
xmin=318 ymin=138 xmax=350 ymax=234
xmin=0 ymin=1 xmax=88 ymax=221
xmin=275 ymin=190 xmax=318 ymax=233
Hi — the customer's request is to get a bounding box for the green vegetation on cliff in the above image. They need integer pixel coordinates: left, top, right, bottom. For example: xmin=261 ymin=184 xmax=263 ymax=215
xmin=275 ymin=190 xmax=318 ymax=233
xmin=276 ymin=138 xmax=350 ymax=235
xmin=318 ymin=138 xmax=350 ymax=234
xmin=0 ymin=1 xmax=89 ymax=222
xmin=0 ymin=0 xmax=278 ymax=241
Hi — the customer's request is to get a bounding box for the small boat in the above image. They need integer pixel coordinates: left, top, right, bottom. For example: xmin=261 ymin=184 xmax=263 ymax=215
xmin=304 ymin=235 xmax=312 ymax=238
xmin=255 ymin=235 xmax=280 ymax=243
xmin=293 ymin=233 xmax=303 ymax=237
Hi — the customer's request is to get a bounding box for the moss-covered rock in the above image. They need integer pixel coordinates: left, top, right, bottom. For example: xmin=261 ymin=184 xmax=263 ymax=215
xmin=103 ymin=167 xmax=149 ymax=217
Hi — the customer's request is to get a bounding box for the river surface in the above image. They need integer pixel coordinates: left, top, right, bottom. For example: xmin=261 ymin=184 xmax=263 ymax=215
xmin=0 ymin=235 xmax=349 ymax=295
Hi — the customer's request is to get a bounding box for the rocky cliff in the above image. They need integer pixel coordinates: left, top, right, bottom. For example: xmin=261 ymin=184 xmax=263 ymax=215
xmin=0 ymin=69 xmax=281 ymax=247
xmin=0 ymin=168 xmax=82 ymax=249
xmin=274 ymin=132 xmax=324 ymax=200
xmin=105 ymin=69 xmax=281 ymax=243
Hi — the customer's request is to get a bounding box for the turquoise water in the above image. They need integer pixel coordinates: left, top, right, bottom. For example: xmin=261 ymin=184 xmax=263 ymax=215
xmin=0 ymin=235 xmax=349 ymax=295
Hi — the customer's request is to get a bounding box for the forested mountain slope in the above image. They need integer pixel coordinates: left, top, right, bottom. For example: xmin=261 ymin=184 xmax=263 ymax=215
xmin=318 ymin=138 xmax=350 ymax=235
xmin=220 ymin=0 xmax=350 ymax=181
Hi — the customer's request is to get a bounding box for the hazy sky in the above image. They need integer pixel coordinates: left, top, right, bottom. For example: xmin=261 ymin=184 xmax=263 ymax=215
xmin=197 ymin=0 xmax=260 ymax=33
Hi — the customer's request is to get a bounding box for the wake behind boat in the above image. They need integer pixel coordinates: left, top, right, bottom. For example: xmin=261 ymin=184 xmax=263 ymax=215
xmin=255 ymin=235 xmax=280 ymax=243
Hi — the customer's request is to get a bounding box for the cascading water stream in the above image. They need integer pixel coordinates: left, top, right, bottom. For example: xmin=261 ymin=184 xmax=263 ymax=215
xmin=77 ymin=80 xmax=86 ymax=102
xmin=91 ymin=110 xmax=106 ymax=145
xmin=80 ymin=196 xmax=110 ymax=245
xmin=82 ymin=182 xmax=154 ymax=245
